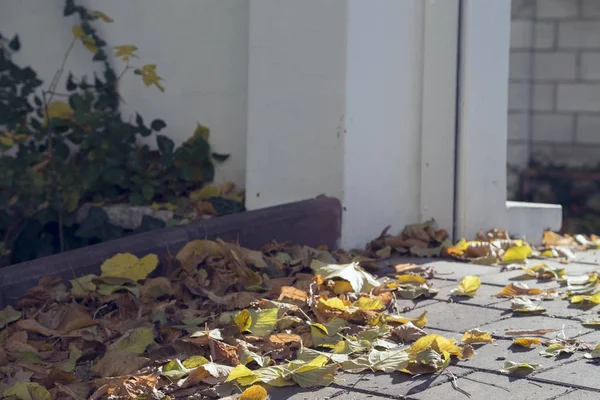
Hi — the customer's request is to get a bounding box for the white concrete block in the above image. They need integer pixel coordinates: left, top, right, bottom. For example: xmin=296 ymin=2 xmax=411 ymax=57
xmin=559 ymin=21 xmax=600 ymax=48
xmin=576 ymin=115 xmax=600 ymax=143
xmin=507 ymin=141 xmax=530 ymax=168
xmin=508 ymin=112 xmax=530 ymax=141
xmin=534 ymin=52 xmax=577 ymax=80
xmin=511 ymin=20 xmax=533 ymax=49
xmin=537 ymin=0 xmax=578 ymax=19
xmin=532 ymin=113 xmax=574 ymax=142
xmin=581 ymin=52 xmax=600 ymax=80
xmin=533 ymin=83 xmax=555 ymax=111
xmin=512 ymin=0 xmax=535 ymax=18
xmin=582 ymin=0 xmax=600 ymax=17
xmin=532 ymin=143 xmax=600 ymax=166
xmin=509 ymin=82 xmax=531 ymax=111
xmin=534 ymin=22 xmax=556 ymax=49
xmin=506 ymin=201 xmax=562 ymax=245
xmin=510 ymin=51 xmax=532 ymax=79
xmin=557 ymin=84 xmax=600 ymax=111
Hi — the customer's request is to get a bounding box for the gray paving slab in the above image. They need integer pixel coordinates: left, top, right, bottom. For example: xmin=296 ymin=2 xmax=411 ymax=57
xmin=555 ymin=389 xmax=600 ymax=399
xmin=477 ymin=315 xmax=593 ymax=339
xmin=336 ymin=366 xmax=470 ymax=399
xmin=436 ymin=283 xmax=512 ymax=307
xmin=406 ymin=371 xmax=569 ymax=400
xmin=402 ymin=301 xmax=507 ymax=332
xmin=485 ymin=295 xmax=597 ymax=319
xmin=532 ymin=358 xmax=600 ymax=391
xmin=573 ymin=250 xmax=600 ymax=265
xmin=459 ymin=338 xmax=579 ymax=373
xmin=380 ymin=258 xmax=502 ymax=281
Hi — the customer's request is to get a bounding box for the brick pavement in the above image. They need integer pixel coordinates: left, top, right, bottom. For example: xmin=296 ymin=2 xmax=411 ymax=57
xmin=268 ymin=251 xmax=600 ymax=400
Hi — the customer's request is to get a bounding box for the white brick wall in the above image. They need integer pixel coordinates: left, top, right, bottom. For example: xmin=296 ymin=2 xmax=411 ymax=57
xmin=533 ymin=83 xmax=554 ymax=111
xmin=557 ymin=84 xmax=600 ymax=111
xmin=510 ymin=52 xmax=532 ymax=79
xmin=534 ymin=52 xmax=577 ymax=79
xmin=511 ymin=20 xmax=533 ymax=49
xmin=576 ymin=115 xmax=600 ymax=143
xmin=532 ymin=113 xmax=574 ymax=141
xmin=534 ymin=22 xmax=556 ymax=49
xmin=558 ymin=22 xmax=600 ymax=49
xmin=581 ymin=52 xmax=600 ymax=79
xmin=582 ymin=0 xmax=600 ymax=18
xmin=537 ymin=0 xmax=578 ymax=19
xmin=508 ymin=112 xmax=530 ymax=141
xmin=509 ymin=82 xmax=531 ymax=111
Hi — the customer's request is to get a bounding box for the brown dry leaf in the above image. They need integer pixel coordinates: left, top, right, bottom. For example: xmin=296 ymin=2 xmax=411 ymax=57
xmin=0 ymin=306 xmax=23 ymax=329
xmin=268 ymin=333 xmax=302 ymax=349
xmin=176 ymin=240 xmax=224 ymax=270
xmin=278 ymin=286 xmax=308 ymax=303
xmin=512 ymin=338 xmax=541 ymax=348
xmin=92 ymin=351 xmax=149 ymax=378
xmin=16 ymin=319 xmax=58 ymax=337
xmin=493 ymin=283 xmax=554 ymax=298
xmin=140 ymin=277 xmax=173 ymax=301
xmin=391 ymin=322 xmax=427 ymax=342
xmin=179 ymin=362 xmax=233 ymax=387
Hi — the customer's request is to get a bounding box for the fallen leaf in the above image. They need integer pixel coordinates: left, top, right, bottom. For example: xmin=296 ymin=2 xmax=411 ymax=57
xmin=278 ymin=286 xmax=308 ymax=303
xmin=512 ymin=338 xmax=541 ymax=348
xmin=56 ymin=344 xmax=82 ymax=372
xmin=499 ymin=361 xmax=539 ymax=376
xmin=239 ymin=384 xmax=268 ymax=400
xmin=16 ymin=319 xmax=58 ymax=337
xmin=461 ymin=329 xmax=493 ymax=344
xmin=0 ymin=305 xmax=22 ymax=329
xmin=451 ymin=276 xmax=481 ymax=297
xmin=311 ymin=260 xmax=380 ymax=293
xmin=385 ymin=311 xmax=428 ymax=328
xmin=584 ymin=344 xmax=600 ymax=359
xmin=69 ymin=275 xmax=97 ymax=298
xmin=521 ymin=264 xmax=565 ymax=281
xmin=162 ymin=359 xmax=193 ymax=380
xmin=111 ymin=327 xmax=155 ymax=354
xmin=176 ymin=240 xmax=224 ymax=270
xmin=233 ymin=309 xmax=279 ymax=337
xmin=341 ymin=348 xmax=410 ymax=373
xmin=3 ymin=382 xmax=52 ymax=400
xmin=504 ymin=329 xmax=557 ymax=337
xmin=581 ymin=319 xmax=600 ymax=328
xmin=511 ymin=297 xmax=546 ymax=313
xmin=395 ymin=275 xmax=428 ymax=285
xmin=391 ymin=322 xmax=427 ymax=342
xmin=100 ymin=253 xmax=158 ymax=282
xmin=493 ymin=283 xmax=554 ymax=298
xmin=180 ymin=362 xmax=233 ymax=387
xmin=290 ymin=356 xmax=338 ymax=388
xmin=502 ymin=245 xmax=533 ymax=264
xmin=92 ymin=351 xmax=149 ymax=378
xmin=539 ymin=343 xmax=576 ymax=358
xmin=570 ymin=292 xmax=600 ymax=305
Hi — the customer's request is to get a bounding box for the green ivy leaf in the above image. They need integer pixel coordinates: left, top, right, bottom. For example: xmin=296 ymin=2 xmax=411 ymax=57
xmin=66 ymin=73 xmax=77 ymax=91
xmin=212 ymin=152 xmax=230 ymax=162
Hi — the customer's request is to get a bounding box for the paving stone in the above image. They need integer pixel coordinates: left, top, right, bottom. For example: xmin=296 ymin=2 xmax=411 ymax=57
xmin=403 ymin=302 xmax=507 ymax=332
xmin=407 ymin=371 xmax=569 ymax=400
xmin=269 ymin=384 xmax=355 ymax=400
xmin=478 ymin=315 xmax=593 ymax=339
xmin=336 ymin=366 xmax=470 ymax=399
xmin=459 ymin=338 xmax=579 ymax=373
xmin=556 ymin=389 xmax=600 ymax=399
xmin=486 ymin=295 xmax=598 ymax=320
xmin=379 ymin=258 xmax=501 ymax=281
xmin=533 ymin=358 xmax=600 ymax=391
xmin=432 ymin=283 xmax=510 ymax=308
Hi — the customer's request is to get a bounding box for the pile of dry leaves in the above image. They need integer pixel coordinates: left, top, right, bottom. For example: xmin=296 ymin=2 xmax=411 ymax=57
xmin=2 ymin=221 xmax=600 ymax=399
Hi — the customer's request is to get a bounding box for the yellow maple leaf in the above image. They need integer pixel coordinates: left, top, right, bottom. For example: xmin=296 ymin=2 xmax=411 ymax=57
xmin=451 ymin=276 xmax=481 ymax=297
xmin=139 ymin=64 xmax=165 ymax=92
xmin=100 ymin=253 xmax=158 ymax=282
xmin=114 ymin=45 xmax=139 ymax=61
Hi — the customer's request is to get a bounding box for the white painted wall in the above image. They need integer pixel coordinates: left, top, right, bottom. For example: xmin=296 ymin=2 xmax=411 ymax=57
xmin=1 ymin=0 xmax=248 ymax=187
xmin=246 ymin=0 xmax=427 ymax=249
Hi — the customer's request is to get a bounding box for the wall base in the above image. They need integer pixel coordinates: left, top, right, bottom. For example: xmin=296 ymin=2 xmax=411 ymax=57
xmin=506 ymin=200 xmax=563 ymax=245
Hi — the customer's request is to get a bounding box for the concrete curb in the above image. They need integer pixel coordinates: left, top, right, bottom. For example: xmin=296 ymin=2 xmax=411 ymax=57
xmin=0 ymin=196 xmax=342 ymax=307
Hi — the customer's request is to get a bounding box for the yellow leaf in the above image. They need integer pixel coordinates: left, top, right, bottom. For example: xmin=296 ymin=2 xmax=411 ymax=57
xmin=409 ymin=334 xmax=463 ymax=359
xmin=81 ymin=37 xmax=98 ymax=54
xmin=72 ymin=25 xmax=85 ymax=40
xmin=354 ymin=296 xmax=386 ymax=311
xmin=139 ymin=64 xmax=165 ymax=92
xmin=100 ymin=253 xmax=158 ymax=282
xmin=0 ymin=305 xmax=22 ymax=329
xmin=0 ymin=134 xmax=14 ymax=147
xmin=92 ymin=10 xmax=114 ymax=23
xmin=317 ymin=297 xmax=349 ymax=312
xmin=226 ymin=364 xmax=256 ymax=383
xmin=234 ymin=309 xmax=252 ymax=333
xmin=240 ymin=385 xmax=268 ymax=400
xmin=189 ymin=184 xmax=222 ymax=202
xmin=311 ymin=260 xmax=380 ymax=293
xmin=461 ymin=329 xmax=494 ymax=344
xmin=114 ymin=45 xmax=138 ymax=61
xmin=291 ymin=356 xmax=337 ymax=388
xmin=333 ymin=280 xmax=354 ymax=294
xmin=493 ymin=283 xmax=550 ymax=298
xmin=3 ymin=382 xmax=52 ymax=400
xmin=571 ymin=292 xmax=600 ymax=305
xmin=512 ymin=337 xmax=541 ymax=348
xmin=46 ymin=101 xmax=74 ymax=121
xmin=111 ymin=327 xmax=155 ymax=354
xmin=451 ymin=276 xmax=481 ymax=297
xmin=502 ymin=245 xmax=533 ymax=263
xmin=385 ymin=311 xmax=428 ymax=328
xmin=499 ymin=361 xmax=539 ymax=376
xmin=182 ymin=355 xmax=210 ymax=369
xmin=395 ymin=275 xmax=428 ymax=285
xmin=176 ymin=240 xmax=224 ymax=270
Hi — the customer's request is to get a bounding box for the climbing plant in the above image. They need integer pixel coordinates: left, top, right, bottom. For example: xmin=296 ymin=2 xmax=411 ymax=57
xmin=0 ymin=0 xmax=232 ymax=266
